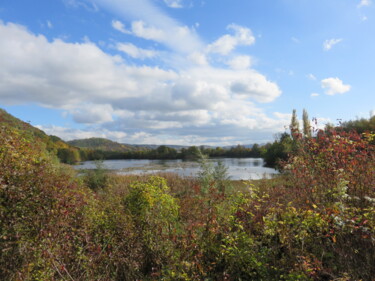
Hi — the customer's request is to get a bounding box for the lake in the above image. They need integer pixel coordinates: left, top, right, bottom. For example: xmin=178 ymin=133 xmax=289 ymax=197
xmin=75 ymin=158 xmax=278 ymax=180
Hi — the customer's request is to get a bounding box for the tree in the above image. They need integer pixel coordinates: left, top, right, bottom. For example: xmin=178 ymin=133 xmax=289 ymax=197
xmin=57 ymin=147 xmax=81 ymax=164
xmin=251 ymin=143 xmax=261 ymax=157
xmin=183 ymin=146 xmax=203 ymax=160
xmin=302 ymin=109 xmax=312 ymax=138
xmin=290 ymin=109 xmax=300 ymax=139
xmin=262 ymin=133 xmax=293 ymax=168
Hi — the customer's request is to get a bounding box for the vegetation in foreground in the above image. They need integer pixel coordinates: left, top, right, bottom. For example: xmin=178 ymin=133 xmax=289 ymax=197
xmin=1 ymin=113 xmax=375 ymax=280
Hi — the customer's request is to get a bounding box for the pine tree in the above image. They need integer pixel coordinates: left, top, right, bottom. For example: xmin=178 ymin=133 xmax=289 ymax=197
xmin=302 ymin=109 xmax=312 ymax=138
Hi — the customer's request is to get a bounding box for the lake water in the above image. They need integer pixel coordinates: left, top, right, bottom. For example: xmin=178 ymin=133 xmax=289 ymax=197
xmin=75 ymin=158 xmax=278 ymax=180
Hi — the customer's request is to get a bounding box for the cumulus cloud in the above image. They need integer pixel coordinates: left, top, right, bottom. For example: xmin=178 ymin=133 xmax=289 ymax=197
xmin=188 ymin=52 xmax=208 ymax=66
xmin=321 ymin=77 xmax=351 ymax=95
xmin=37 ymin=125 xmax=128 ymax=142
xmin=227 ymin=55 xmax=252 ymax=70
xmin=323 ymin=38 xmax=342 ymax=51
xmin=230 ymin=72 xmax=281 ymax=102
xmin=116 ymin=42 xmax=157 ymax=59
xmin=0 ymin=18 xmax=285 ymax=145
xmin=0 ymin=21 xmax=176 ymax=107
xmin=207 ymin=24 xmax=255 ymax=55
xmin=71 ymin=104 xmax=114 ymax=124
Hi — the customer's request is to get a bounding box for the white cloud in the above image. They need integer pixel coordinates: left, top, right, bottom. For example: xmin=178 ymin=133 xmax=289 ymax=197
xmin=116 ymin=42 xmax=157 ymax=59
xmin=273 ymin=112 xmax=292 ymax=120
xmin=188 ymin=52 xmax=208 ymax=65
xmin=207 ymin=24 xmax=255 ymax=55
xmin=230 ymin=72 xmax=281 ymax=103
xmin=0 ymin=21 xmax=175 ymax=107
xmin=323 ymin=38 xmax=343 ymax=51
xmin=37 ymin=125 xmax=127 ymax=142
xmin=227 ymin=55 xmax=252 ymax=70
xmin=358 ymin=0 xmax=371 ymax=8
xmin=307 ymin=73 xmax=317 ymax=80
xmin=311 ymin=93 xmax=320 ymax=97
xmin=130 ymin=20 xmax=166 ymax=41
xmin=0 ymin=21 xmax=280 ymax=105
xmin=0 ymin=19 xmax=285 ymax=145
xmin=112 ymin=19 xmax=201 ymax=55
xmin=164 ymin=0 xmax=183 ymax=8
xmin=321 ymin=77 xmax=351 ymax=95
xmin=96 ymin=0 xmax=202 ymax=54
xmin=71 ymin=104 xmax=114 ymax=124
xmin=111 ymin=20 xmax=130 ymax=34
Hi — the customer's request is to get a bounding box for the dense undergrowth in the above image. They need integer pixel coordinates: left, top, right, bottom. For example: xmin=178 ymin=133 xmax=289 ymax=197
xmin=1 ymin=125 xmax=374 ymax=280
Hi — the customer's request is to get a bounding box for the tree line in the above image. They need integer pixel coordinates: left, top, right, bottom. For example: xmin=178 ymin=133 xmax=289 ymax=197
xmin=58 ymin=110 xmax=375 ymax=167
xmin=61 ymin=143 xmax=264 ymax=164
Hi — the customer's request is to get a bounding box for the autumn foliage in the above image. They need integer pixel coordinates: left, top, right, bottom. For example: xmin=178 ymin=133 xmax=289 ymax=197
xmin=1 ymin=123 xmax=375 ymax=280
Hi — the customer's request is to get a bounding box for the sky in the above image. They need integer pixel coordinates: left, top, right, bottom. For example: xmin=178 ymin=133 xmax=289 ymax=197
xmin=0 ymin=0 xmax=374 ymax=146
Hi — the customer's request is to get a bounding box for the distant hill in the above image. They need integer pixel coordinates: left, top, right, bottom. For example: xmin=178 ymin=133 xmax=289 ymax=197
xmin=68 ymin=137 xmax=139 ymax=152
xmin=68 ymin=138 xmax=264 ymax=152
xmin=128 ymin=144 xmax=188 ymax=151
xmin=68 ymin=138 xmax=192 ymax=152
xmin=222 ymin=144 xmax=266 ymax=149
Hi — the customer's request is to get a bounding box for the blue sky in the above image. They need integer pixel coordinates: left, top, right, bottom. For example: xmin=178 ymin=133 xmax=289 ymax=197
xmin=0 ymin=0 xmax=374 ymax=145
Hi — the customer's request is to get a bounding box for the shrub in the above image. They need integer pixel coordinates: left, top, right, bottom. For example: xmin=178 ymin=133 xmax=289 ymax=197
xmin=286 ymin=129 xmax=375 ymax=205
xmin=83 ymin=160 xmax=109 ymax=190
xmin=123 ymin=176 xmax=180 ymax=275
xmin=0 ymin=126 xmax=91 ymax=280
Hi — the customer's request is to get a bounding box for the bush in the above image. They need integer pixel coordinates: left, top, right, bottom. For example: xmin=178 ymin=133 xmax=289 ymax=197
xmin=123 ymin=176 xmax=180 ymax=275
xmin=198 ymin=156 xmax=231 ymax=194
xmin=83 ymin=160 xmax=109 ymax=190
xmin=0 ymin=126 xmax=91 ymax=280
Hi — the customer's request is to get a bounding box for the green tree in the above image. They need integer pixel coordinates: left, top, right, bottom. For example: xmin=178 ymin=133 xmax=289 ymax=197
xmin=302 ymin=109 xmax=312 ymax=138
xmin=251 ymin=143 xmax=261 ymax=157
xmin=290 ymin=109 xmax=300 ymax=139
xmin=262 ymin=133 xmax=293 ymax=168
xmin=183 ymin=146 xmax=203 ymax=160
xmin=57 ymin=147 xmax=81 ymax=164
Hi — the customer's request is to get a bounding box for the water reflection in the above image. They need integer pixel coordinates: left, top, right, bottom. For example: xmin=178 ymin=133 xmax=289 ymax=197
xmin=75 ymin=158 xmax=278 ymax=180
